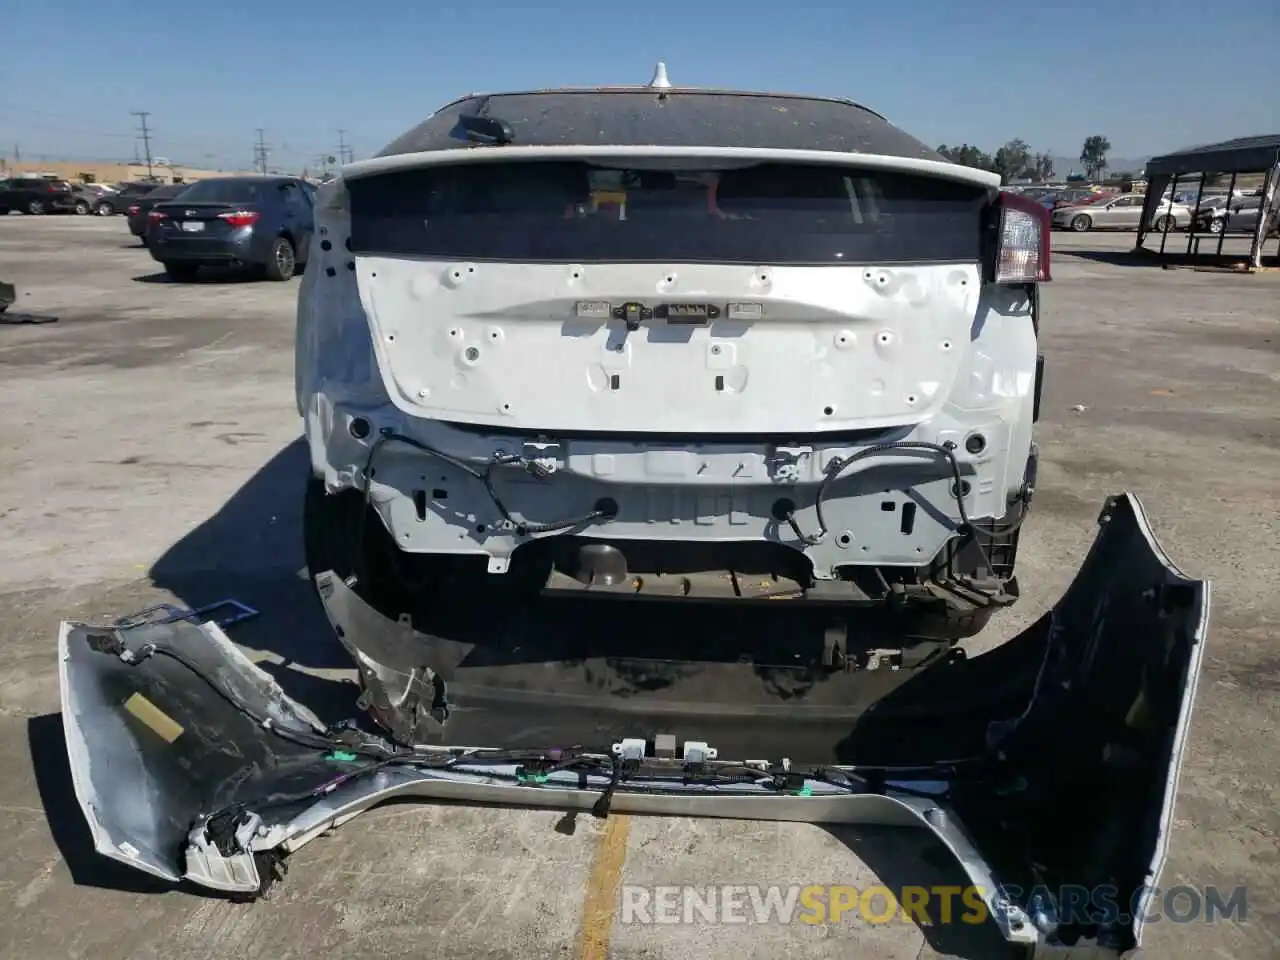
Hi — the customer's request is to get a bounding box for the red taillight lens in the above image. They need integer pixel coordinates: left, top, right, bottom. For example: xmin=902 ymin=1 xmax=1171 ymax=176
xmin=148 ymin=210 xmax=167 ymax=222
xmin=994 ymin=191 xmax=1051 ymax=284
xmin=127 ymin=204 xmax=140 ymax=215
xmin=218 ymin=210 xmax=260 ymax=227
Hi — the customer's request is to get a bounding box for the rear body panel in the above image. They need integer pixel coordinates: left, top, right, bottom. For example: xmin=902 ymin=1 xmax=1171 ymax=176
xmin=298 ymin=144 xmax=1033 ymax=579
xmin=355 ymin=258 xmax=991 ymax=435
xmin=56 ymin=492 xmax=1210 ymax=955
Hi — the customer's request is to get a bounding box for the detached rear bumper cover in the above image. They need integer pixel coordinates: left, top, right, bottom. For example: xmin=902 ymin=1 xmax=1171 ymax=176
xmin=58 ymin=493 xmax=1208 ymax=953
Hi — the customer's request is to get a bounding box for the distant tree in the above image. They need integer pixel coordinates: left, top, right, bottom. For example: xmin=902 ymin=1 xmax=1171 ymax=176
xmin=1079 ymin=135 xmax=1112 ymax=180
xmin=936 ymin=143 xmax=994 ymax=172
xmin=1031 ymin=153 xmax=1055 ymax=182
xmin=992 ymin=139 xmax=1033 ymax=183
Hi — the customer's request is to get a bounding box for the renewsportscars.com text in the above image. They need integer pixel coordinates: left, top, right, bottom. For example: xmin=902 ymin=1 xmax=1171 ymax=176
xmin=619 ymin=884 xmax=1247 ymax=926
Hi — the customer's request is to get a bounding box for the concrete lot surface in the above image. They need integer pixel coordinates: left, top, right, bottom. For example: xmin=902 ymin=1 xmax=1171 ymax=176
xmin=0 ymin=216 xmax=1276 ymax=959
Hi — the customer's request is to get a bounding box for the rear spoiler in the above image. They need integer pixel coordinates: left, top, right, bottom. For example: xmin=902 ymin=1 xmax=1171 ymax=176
xmin=339 ymin=145 xmax=1003 ymax=190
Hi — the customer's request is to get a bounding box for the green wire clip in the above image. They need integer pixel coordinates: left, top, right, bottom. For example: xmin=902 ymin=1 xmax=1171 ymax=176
xmin=516 ymin=770 xmax=549 ymax=784
xmin=325 ymin=750 xmax=360 ymax=762
xmin=792 ymin=784 xmax=814 ymax=797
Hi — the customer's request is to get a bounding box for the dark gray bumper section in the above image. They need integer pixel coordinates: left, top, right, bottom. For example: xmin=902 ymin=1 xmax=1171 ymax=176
xmin=57 ymin=492 xmax=1208 ymax=953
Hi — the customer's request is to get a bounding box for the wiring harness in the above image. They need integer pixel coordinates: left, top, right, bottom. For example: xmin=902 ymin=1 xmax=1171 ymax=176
xmin=782 ymin=439 xmax=1028 ymax=581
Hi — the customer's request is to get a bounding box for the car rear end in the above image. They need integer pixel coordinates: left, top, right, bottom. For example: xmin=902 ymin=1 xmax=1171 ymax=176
xmin=146 ymin=177 xmax=274 ymax=267
xmin=298 ymin=88 xmax=1049 ymax=636
xmin=28 ymin=179 xmax=79 ymax=214
xmin=126 ymin=185 xmax=187 ymax=238
xmin=126 ymin=201 xmax=149 ymax=236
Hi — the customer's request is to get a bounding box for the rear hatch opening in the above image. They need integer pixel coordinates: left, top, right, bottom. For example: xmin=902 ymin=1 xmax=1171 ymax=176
xmin=339 ymin=156 xmax=1007 ymax=436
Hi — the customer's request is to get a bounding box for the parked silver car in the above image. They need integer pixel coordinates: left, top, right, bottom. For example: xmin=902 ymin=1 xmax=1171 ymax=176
xmin=1053 ymin=192 xmax=1192 ymax=232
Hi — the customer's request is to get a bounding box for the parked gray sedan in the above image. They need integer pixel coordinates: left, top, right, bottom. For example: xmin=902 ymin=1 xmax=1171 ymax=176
xmin=1052 ymin=193 xmax=1193 ymax=232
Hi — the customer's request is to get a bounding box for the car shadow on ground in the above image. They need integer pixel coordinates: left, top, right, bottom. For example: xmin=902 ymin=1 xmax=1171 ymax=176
xmin=148 ymin=436 xmax=346 ymax=669
xmin=27 ymin=713 xmax=191 ymax=895
xmin=1057 ymin=245 xmax=1279 ymax=269
xmin=131 ymin=270 xmax=266 ymax=284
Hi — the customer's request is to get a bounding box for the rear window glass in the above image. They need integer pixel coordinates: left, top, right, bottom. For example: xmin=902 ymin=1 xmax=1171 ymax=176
xmin=173 ymin=179 xmax=271 ymax=203
xmin=346 ymin=161 xmax=987 ymax=265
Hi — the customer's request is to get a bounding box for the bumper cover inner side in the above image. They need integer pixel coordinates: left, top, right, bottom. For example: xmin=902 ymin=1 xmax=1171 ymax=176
xmin=56 ymin=492 xmax=1208 ymax=954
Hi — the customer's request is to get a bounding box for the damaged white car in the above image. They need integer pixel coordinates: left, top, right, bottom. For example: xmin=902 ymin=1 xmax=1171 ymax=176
xmin=58 ymin=67 xmax=1209 ymax=957
xmin=297 ymin=71 xmax=1045 ymax=641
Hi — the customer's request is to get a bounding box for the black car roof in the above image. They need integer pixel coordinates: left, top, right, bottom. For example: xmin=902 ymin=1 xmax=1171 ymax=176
xmin=377 ymin=88 xmax=940 ymax=162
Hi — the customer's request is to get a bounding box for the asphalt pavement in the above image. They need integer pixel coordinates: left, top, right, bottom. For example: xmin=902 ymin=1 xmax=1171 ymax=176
xmin=0 ymin=216 xmax=1275 ymax=959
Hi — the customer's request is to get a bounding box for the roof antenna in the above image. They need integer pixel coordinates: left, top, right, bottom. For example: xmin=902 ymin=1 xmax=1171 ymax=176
xmin=648 ymin=61 xmax=672 ymax=89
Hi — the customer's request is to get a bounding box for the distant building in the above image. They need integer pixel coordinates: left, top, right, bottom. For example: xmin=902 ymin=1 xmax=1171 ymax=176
xmin=0 ymin=159 xmax=258 ymax=185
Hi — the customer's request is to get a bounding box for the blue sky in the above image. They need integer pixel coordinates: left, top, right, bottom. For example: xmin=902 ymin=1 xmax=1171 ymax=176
xmin=1 ymin=0 xmax=1274 ymax=172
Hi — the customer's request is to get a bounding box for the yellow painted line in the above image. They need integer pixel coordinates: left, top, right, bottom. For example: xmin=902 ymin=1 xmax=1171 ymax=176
xmin=577 ymin=814 xmax=631 ymax=960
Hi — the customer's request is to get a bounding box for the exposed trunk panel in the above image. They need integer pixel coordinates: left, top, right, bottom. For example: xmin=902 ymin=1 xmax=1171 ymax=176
xmin=344 ymin=158 xmax=992 ymax=435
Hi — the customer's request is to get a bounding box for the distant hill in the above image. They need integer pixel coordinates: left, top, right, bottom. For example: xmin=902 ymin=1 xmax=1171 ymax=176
xmin=1049 ymin=155 xmax=1150 ymax=178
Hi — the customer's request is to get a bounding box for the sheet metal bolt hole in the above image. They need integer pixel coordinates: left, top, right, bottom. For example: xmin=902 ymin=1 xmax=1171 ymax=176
xmin=349 ymin=418 xmax=371 ymax=439
xmin=965 ymin=434 xmax=987 ymax=454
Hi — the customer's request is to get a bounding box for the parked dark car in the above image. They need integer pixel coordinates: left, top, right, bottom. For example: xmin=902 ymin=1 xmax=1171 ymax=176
xmin=65 ymin=183 xmax=108 ymax=215
xmin=1192 ymin=197 xmax=1279 ymax=236
xmin=145 ymin=175 xmax=315 ymax=281
xmin=95 ymin=181 xmax=163 ymax=216
xmin=126 ymin=183 xmax=191 ymax=241
xmin=0 ymin=177 xmax=79 ymax=215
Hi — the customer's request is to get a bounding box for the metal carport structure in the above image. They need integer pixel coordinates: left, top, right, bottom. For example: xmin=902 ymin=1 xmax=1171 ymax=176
xmin=1138 ymin=135 xmax=1280 ymax=269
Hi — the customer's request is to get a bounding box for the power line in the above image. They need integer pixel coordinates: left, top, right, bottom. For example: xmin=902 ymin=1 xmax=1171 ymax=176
xmin=253 ymin=128 xmax=269 ymax=174
xmin=131 ymin=111 xmax=154 ymax=178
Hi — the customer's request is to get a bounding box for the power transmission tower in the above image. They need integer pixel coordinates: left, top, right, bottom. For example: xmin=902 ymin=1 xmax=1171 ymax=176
xmin=253 ymin=129 xmax=269 ymax=174
xmin=338 ymin=129 xmax=354 ymax=164
xmin=131 ymin=111 xmax=154 ymax=178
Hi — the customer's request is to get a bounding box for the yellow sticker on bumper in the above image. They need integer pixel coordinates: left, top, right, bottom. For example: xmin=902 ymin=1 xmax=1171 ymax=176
xmin=123 ymin=692 xmax=184 ymax=743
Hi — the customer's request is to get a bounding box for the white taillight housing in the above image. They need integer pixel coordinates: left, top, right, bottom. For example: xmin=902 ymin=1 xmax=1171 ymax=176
xmin=994 ymin=192 xmax=1051 ymax=284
